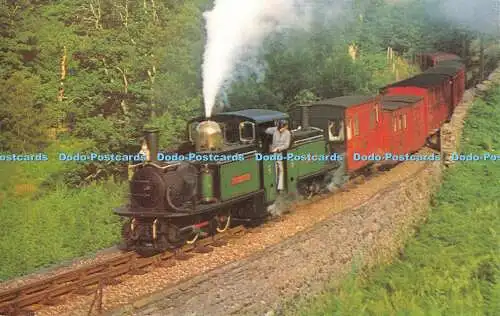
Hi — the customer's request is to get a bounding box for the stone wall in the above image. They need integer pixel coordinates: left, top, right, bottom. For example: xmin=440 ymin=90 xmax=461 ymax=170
xmin=106 ymin=65 xmax=500 ymax=316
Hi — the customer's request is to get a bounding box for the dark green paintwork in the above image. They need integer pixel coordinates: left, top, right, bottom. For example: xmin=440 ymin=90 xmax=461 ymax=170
xmin=220 ymin=155 xmax=260 ymax=201
xmin=262 ymin=159 xmax=277 ymax=203
xmin=286 ymin=139 xmax=327 ymax=192
xmin=201 ymin=168 xmax=214 ymax=201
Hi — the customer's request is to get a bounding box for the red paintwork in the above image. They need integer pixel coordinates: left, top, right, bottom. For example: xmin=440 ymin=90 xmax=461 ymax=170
xmin=339 ymin=52 xmax=465 ymax=173
xmin=231 ymin=173 xmax=251 ymax=185
xmin=416 ymin=52 xmax=462 ymax=71
xmin=380 ymin=98 xmax=427 ymax=157
xmin=382 ymin=85 xmax=447 ymax=135
xmin=449 ymin=64 xmax=466 ymax=110
xmin=194 ymin=221 xmax=210 ymax=228
xmin=343 ymin=99 xmax=383 ymax=172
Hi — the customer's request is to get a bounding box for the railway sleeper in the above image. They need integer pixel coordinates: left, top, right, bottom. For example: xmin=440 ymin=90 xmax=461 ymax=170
xmin=174 ymin=251 xmax=193 ymax=261
xmin=0 ymin=305 xmax=36 ymax=316
xmin=210 ymin=239 xmax=228 ymax=247
xmin=128 ymin=268 xmax=148 ymax=275
xmin=194 ymin=245 xmax=213 ymax=253
xmin=73 ymin=286 xmax=96 ymax=296
xmin=41 ymin=296 xmax=64 ymax=306
xmin=103 ymin=277 xmax=121 ymax=286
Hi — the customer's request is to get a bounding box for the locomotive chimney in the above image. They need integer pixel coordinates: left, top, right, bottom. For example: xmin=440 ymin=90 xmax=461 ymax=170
xmin=143 ymin=125 xmax=160 ymax=162
xmin=299 ymin=104 xmax=311 ymax=129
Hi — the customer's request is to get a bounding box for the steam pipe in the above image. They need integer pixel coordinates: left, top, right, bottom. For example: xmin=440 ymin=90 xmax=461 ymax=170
xmin=179 ymin=221 xmax=210 ymax=234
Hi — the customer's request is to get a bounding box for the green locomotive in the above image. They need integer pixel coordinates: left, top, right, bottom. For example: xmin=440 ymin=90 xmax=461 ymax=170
xmin=115 ymin=106 xmax=341 ymax=254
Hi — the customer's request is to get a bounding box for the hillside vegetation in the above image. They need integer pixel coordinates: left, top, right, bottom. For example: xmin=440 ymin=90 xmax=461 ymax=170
xmin=288 ymin=86 xmax=500 ymax=316
xmin=0 ymin=0 xmax=483 ymax=280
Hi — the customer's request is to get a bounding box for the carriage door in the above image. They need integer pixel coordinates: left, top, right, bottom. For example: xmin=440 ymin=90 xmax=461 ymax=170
xmin=392 ymin=113 xmax=402 ymax=155
xmin=369 ymin=103 xmax=381 ymax=155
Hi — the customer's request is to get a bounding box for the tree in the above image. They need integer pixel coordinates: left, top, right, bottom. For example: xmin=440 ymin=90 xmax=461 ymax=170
xmin=0 ymin=71 xmax=50 ymax=152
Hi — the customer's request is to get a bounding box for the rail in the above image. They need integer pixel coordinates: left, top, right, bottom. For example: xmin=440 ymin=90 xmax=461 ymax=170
xmin=0 ymin=226 xmax=246 ymax=316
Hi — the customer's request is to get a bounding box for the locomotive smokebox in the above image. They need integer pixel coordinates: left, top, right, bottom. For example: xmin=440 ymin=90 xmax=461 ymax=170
xmin=299 ymin=104 xmax=311 ymax=129
xmin=195 ymin=120 xmax=223 ymax=152
xmin=144 ymin=126 xmax=160 ymax=161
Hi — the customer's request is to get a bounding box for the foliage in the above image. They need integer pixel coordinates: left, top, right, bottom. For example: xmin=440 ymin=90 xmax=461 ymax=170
xmin=0 ymin=180 xmax=125 ymax=280
xmin=225 ymin=0 xmax=476 ymax=112
xmin=0 ymin=72 xmax=50 ymax=152
xmin=287 ymin=86 xmax=500 ymax=316
xmin=0 ymin=0 xmax=488 ymax=279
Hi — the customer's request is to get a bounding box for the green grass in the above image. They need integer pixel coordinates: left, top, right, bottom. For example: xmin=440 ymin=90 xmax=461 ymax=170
xmin=0 ymin=139 xmax=126 ymax=281
xmin=287 ymin=87 xmax=500 ymax=315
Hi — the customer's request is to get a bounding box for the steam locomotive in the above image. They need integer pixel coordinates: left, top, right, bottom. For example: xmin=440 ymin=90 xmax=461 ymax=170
xmin=114 ymin=52 xmax=466 ymax=255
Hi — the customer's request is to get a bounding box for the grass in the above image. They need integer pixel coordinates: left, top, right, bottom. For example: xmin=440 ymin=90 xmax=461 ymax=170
xmin=286 ymin=86 xmax=500 ymax=315
xmin=0 ymin=139 xmax=126 ymax=281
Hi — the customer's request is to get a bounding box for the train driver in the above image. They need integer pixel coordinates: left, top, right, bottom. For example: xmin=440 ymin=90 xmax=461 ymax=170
xmin=265 ymin=120 xmax=291 ymax=193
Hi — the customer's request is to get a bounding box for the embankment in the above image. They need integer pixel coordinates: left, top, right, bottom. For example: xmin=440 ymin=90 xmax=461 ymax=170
xmin=106 ymin=64 xmax=500 ymax=316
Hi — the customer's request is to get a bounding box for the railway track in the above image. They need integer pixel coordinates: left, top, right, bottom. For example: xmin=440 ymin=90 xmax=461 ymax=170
xmin=0 ymin=161 xmax=395 ymax=316
xmin=0 ymin=149 xmax=455 ymax=316
xmin=1 ymin=53 xmax=495 ymax=316
xmin=0 ymin=167 xmax=381 ymax=316
xmin=0 ymin=226 xmax=246 ymax=316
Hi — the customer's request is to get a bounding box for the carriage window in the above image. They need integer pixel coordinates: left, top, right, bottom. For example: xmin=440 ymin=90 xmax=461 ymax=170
xmin=375 ymin=105 xmax=379 ymax=122
xmin=398 ymin=115 xmax=403 ymax=130
xmin=347 ymin=119 xmax=352 ymax=140
xmin=403 ymin=114 xmax=407 ymax=129
xmin=393 ymin=116 xmax=397 ymax=132
xmin=354 ymin=116 xmax=359 ymax=136
xmin=328 ymin=119 xmax=345 ymax=141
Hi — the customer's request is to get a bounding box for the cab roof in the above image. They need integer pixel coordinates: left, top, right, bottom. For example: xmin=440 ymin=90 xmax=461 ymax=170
xmin=215 ymin=109 xmax=288 ymax=124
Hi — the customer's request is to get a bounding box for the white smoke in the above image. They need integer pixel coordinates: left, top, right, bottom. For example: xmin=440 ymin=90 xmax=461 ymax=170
xmin=201 ymin=0 xmax=342 ymax=118
xmin=426 ymin=0 xmax=498 ymax=34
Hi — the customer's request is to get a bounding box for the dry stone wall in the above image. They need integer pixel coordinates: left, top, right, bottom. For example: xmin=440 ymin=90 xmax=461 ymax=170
xmin=106 ymin=64 xmax=500 ymax=316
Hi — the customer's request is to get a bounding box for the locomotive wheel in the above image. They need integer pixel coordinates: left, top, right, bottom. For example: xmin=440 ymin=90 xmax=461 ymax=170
xmin=215 ymin=213 xmax=231 ymax=233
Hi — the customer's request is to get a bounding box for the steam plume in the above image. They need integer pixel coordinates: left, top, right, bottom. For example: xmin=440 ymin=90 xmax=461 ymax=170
xmin=428 ymin=0 xmax=498 ymax=34
xmin=202 ymin=0 xmax=337 ymax=118
xmin=201 ymin=0 xmax=497 ymax=118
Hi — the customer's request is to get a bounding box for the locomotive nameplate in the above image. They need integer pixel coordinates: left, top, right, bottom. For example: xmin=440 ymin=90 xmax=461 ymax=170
xmin=231 ymin=173 xmax=251 ymax=185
